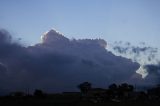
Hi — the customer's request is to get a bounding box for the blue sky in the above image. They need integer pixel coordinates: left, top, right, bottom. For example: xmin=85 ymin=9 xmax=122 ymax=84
xmin=0 ymin=0 xmax=160 ymax=47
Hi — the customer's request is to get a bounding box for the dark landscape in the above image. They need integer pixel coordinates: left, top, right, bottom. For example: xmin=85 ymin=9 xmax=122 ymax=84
xmin=1 ymin=82 xmax=160 ymax=106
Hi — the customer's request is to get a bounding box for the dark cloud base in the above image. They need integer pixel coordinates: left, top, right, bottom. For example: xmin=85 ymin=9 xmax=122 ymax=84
xmin=0 ymin=29 xmax=140 ymax=94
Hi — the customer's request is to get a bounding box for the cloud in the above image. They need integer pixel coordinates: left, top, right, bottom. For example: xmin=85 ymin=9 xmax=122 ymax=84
xmin=0 ymin=63 xmax=7 ymax=74
xmin=144 ymin=64 xmax=160 ymax=74
xmin=109 ymin=41 xmax=160 ymax=84
xmin=0 ymin=29 xmax=139 ymax=94
xmin=113 ymin=42 xmax=157 ymax=56
xmin=111 ymin=41 xmax=159 ymax=63
xmin=0 ymin=29 xmax=12 ymax=44
xmin=143 ymin=64 xmax=160 ymax=84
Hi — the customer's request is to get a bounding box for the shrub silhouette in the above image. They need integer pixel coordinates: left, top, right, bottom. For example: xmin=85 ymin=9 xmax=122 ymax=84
xmin=78 ymin=82 xmax=92 ymax=94
xmin=34 ymin=89 xmax=45 ymax=97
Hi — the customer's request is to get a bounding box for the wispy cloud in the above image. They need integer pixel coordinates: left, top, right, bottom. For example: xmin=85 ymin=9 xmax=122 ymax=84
xmin=109 ymin=41 xmax=160 ymax=81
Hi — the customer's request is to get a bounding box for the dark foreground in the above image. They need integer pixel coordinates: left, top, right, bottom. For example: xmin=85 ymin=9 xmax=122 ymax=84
xmin=0 ymin=99 xmax=160 ymax=106
xmin=0 ymin=96 xmax=160 ymax=106
xmin=1 ymin=82 xmax=160 ymax=106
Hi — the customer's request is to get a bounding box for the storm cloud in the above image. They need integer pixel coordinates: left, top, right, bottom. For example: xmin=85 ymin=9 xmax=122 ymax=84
xmin=143 ymin=64 xmax=160 ymax=85
xmin=0 ymin=29 xmax=140 ymax=94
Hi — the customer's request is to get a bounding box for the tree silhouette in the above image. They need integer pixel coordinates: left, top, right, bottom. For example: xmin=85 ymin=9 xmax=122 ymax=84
xmin=109 ymin=83 xmax=118 ymax=91
xmin=117 ymin=83 xmax=134 ymax=99
xmin=78 ymin=82 xmax=92 ymax=93
xmin=119 ymin=83 xmax=134 ymax=92
xmin=34 ymin=89 xmax=44 ymax=97
xmin=108 ymin=83 xmax=118 ymax=99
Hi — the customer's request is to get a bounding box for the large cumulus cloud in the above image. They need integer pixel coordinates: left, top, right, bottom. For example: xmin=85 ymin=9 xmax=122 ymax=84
xmin=0 ymin=29 xmax=139 ymax=94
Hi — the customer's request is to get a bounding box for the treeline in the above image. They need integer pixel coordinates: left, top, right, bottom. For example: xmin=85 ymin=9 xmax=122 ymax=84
xmin=1 ymin=82 xmax=160 ymax=103
xmin=77 ymin=82 xmax=160 ymax=102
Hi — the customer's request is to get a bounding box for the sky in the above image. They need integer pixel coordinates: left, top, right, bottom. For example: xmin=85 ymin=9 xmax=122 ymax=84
xmin=0 ymin=0 xmax=160 ymax=47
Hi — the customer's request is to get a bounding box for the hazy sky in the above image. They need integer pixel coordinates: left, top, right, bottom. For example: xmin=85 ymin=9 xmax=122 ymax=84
xmin=0 ymin=0 xmax=160 ymax=47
